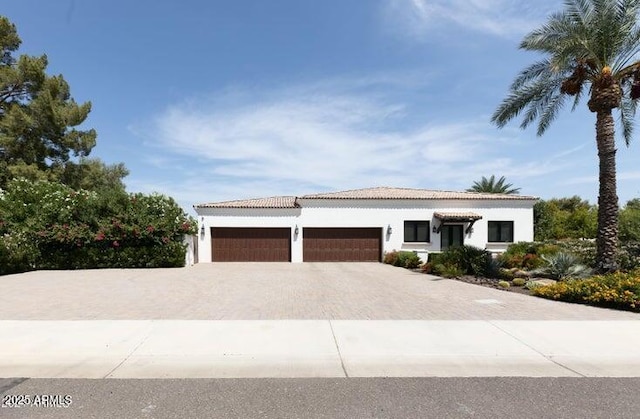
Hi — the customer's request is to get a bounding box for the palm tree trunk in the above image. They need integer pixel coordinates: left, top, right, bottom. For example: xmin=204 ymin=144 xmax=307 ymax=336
xmin=595 ymin=110 xmax=619 ymax=272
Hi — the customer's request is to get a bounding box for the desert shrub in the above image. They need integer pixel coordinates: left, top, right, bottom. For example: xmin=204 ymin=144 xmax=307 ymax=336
xmin=533 ymin=270 xmax=640 ymax=311
xmin=432 ymin=263 xmax=465 ymax=278
xmin=512 ymin=278 xmax=526 ymax=286
xmin=383 ymin=250 xmax=399 ymax=265
xmin=502 ymin=239 xmax=638 ymax=272
xmin=533 ymin=252 xmax=592 ymax=281
xmin=499 ymin=242 xmax=558 ymax=269
xmin=525 ymin=280 xmax=542 ymax=291
xmin=420 ymin=262 xmax=433 ymax=274
xmin=395 ymin=251 xmax=421 ymax=269
xmin=618 ymin=242 xmax=640 ymax=271
xmin=498 ymin=280 xmax=510 ymax=288
xmin=551 ymin=239 xmax=596 ymax=268
xmin=427 ymin=252 xmax=444 ymax=265
xmin=498 ymin=268 xmax=515 ymax=281
xmin=438 ymin=245 xmax=494 ymax=277
xmin=383 ymin=250 xmax=421 ymax=269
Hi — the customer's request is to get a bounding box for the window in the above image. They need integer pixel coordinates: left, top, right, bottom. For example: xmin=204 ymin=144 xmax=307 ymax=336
xmin=488 ymin=221 xmax=514 ymax=242
xmin=404 ymin=221 xmax=430 ymax=242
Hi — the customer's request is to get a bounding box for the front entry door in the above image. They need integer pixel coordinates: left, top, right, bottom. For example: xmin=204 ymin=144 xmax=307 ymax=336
xmin=441 ymin=225 xmax=463 ymax=250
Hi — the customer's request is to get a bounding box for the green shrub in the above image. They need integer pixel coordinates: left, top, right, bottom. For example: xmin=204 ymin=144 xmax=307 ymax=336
xmin=0 ymin=233 xmax=38 ymax=275
xmin=396 ymin=251 xmax=421 ymax=269
xmin=512 ymin=278 xmax=526 ymax=286
xmin=499 ymin=242 xmax=558 ymax=269
xmin=398 ymin=251 xmax=422 ymax=269
xmin=0 ymin=178 xmax=195 ymax=274
xmin=533 ymin=252 xmax=592 ymax=280
xmin=498 ymin=280 xmax=510 ymax=288
xmin=618 ymin=242 xmax=640 ymax=271
xmin=533 ymin=270 xmax=640 ymax=311
xmin=432 ymin=263 xmax=465 ymax=279
xmin=427 ymin=252 xmax=444 ymax=265
xmin=438 ymin=245 xmax=494 ymax=277
xmin=384 ymin=250 xmax=421 ymax=269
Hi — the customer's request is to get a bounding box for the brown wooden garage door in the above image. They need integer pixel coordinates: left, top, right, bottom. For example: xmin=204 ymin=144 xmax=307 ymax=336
xmin=211 ymin=228 xmax=291 ymax=262
xmin=303 ymin=228 xmax=382 ymax=262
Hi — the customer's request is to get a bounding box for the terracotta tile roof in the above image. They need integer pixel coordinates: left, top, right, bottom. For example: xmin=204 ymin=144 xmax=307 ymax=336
xmin=195 ymin=187 xmax=537 ymax=209
xmin=195 ymin=196 xmax=299 ymax=209
xmin=300 ymin=187 xmax=537 ymax=201
xmin=434 ymin=212 xmax=483 ymax=220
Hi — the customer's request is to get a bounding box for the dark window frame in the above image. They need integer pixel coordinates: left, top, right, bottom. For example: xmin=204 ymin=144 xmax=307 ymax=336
xmin=488 ymin=221 xmax=514 ymax=243
xmin=404 ymin=220 xmax=430 ymax=243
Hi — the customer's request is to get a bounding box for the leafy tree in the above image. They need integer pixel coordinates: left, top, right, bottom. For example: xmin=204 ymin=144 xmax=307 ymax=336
xmin=58 ymin=158 xmax=129 ymax=192
xmin=0 ymin=16 xmax=126 ymax=190
xmin=492 ymin=0 xmax=640 ymax=272
xmin=534 ymin=197 xmax=597 ymax=240
xmin=620 ymin=198 xmax=640 ymax=242
xmin=467 ymin=175 xmax=520 ymax=194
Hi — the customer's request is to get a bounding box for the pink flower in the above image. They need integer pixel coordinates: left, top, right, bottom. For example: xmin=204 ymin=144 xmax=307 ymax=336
xmin=112 ymin=240 xmax=120 ymax=248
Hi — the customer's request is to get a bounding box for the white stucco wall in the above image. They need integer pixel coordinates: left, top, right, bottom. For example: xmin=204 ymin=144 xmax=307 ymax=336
xmin=195 ymin=199 xmax=535 ymax=263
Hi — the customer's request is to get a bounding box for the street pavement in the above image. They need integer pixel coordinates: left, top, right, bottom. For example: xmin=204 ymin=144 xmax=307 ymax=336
xmin=2 ymin=377 xmax=639 ymax=418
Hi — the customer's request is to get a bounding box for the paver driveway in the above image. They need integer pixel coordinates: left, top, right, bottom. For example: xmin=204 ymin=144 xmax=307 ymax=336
xmin=1 ymin=263 xmax=638 ymax=320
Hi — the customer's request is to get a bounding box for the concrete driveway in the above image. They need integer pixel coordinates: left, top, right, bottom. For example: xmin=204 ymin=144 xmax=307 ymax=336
xmin=1 ymin=263 xmax=637 ymax=320
xmin=2 ymin=263 xmax=640 ymax=378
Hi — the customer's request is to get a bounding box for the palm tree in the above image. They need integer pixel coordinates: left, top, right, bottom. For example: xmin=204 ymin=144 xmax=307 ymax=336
xmin=491 ymin=0 xmax=640 ymax=273
xmin=467 ymin=175 xmax=521 ymax=194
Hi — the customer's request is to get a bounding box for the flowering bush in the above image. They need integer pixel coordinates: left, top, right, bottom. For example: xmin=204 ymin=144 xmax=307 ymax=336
xmin=533 ymin=270 xmax=640 ymax=312
xmin=0 ymin=179 xmax=196 ymax=274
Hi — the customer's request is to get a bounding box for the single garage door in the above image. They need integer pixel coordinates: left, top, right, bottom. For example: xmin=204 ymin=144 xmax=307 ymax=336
xmin=211 ymin=228 xmax=291 ymax=262
xmin=303 ymin=228 xmax=382 ymax=262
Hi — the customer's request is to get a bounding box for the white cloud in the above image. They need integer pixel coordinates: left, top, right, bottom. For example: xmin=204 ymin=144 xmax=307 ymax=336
xmin=135 ymin=76 xmax=567 ymax=211
xmin=382 ymin=0 xmax=557 ymax=40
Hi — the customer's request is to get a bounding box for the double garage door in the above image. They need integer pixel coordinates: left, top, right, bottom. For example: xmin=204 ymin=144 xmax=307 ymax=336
xmin=211 ymin=227 xmax=381 ymax=262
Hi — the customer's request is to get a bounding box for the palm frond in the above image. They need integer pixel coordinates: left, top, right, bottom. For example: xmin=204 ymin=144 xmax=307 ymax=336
xmin=492 ymin=72 xmax=566 ymax=136
xmin=570 ymin=81 xmax=587 ymax=110
xmin=509 ymin=60 xmax=553 ymax=91
xmin=536 ymin=89 xmax=568 ymax=136
xmin=467 ymin=175 xmax=520 ymax=194
xmin=619 ymin=90 xmax=637 ymax=145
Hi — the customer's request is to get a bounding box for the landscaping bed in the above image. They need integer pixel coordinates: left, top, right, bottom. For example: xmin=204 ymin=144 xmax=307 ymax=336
xmin=392 ymin=242 xmax=640 ymax=313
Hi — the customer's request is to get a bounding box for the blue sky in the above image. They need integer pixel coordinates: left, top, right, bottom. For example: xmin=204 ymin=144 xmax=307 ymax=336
xmin=4 ymin=0 xmax=640 ymax=213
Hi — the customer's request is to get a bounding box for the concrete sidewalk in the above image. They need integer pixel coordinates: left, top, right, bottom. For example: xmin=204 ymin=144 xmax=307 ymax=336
xmin=2 ymin=320 xmax=640 ymax=379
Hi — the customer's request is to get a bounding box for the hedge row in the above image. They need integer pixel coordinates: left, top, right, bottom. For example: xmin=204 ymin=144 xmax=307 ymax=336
xmin=0 ymin=179 xmax=195 ymax=275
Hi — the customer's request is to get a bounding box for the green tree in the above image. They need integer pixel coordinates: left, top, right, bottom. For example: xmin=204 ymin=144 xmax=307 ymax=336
xmin=0 ymin=16 xmax=125 ymax=190
xmin=534 ymin=197 xmax=598 ymax=240
xmin=467 ymin=175 xmax=520 ymax=194
xmin=491 ymin=0 xmax=640 ymax=272
xmin=620 ymin=198 xmax=640 ymax=242
xmin=58 ymin=158 xmax=129 ymax=192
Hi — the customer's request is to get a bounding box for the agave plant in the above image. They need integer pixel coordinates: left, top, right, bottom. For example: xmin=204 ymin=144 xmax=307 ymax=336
xmin=533 ymin=252 xmax=593 ymax=281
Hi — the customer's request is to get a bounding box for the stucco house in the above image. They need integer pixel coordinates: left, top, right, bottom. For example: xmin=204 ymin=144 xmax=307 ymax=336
xmin=194 ymin=187 xmax=537 ymax=263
